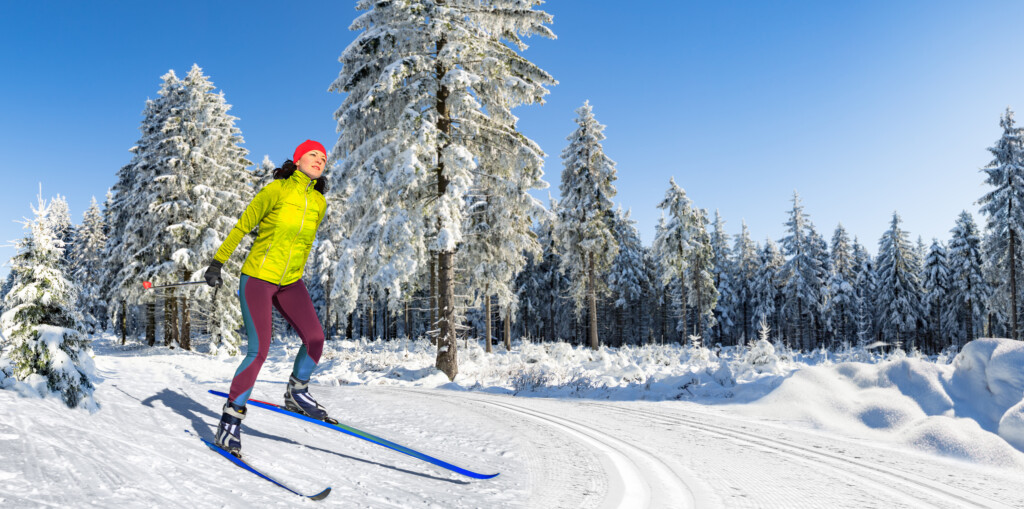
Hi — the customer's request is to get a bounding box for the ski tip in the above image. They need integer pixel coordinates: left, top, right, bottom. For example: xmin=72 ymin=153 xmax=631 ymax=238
xmin=309 ymin=487 xmax=331 ymax=501
xmin=474 ymin=472 xmax=500 ymax=480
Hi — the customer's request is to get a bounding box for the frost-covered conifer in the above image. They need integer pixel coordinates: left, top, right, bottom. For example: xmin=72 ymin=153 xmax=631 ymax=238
xmin=73 ymin=197 xmax=108 ymax=334
xmin=254 ymin=155 xmax=276 ymax=191
xmin=752 ymin=239 xmax=782 ymax=340
xmin=709 ymin=211 xmax=735 ymax=344
xmin=779 ymin=192 xmax=824 ymax=349
xmin=923 ymin=239 xmax=952 ymax=351
xmin=875 ymin=212 xmax=924 ymax=348
xmin=652 ymin=178 xmax=694 ymax=343
xmin=731 ymin=221 xmax=760 ymax=343
xmin=555 ymin=102 xmax=618 ymax=350
xmin=825 ymin=224 xmax=857 ymax=345
xmin=851 ymin=239 xmax=877 ymax=346
xmin=114 ymin=67 xmax=253 ymax=352
xmin=978 ymin=108 xmax=1024 ymax=340
xmin=607 ymin=208 xmax=647 ymax=346
xmin=105 ymin=71 xmax=181 ymax=347
xmin=1 ymin=191 xmax=94 ymax=409
xmin=688 ymin=208 xmax=718 ymax=339
xmin=948 ymin=211 xmax=987 ymax=344
xmin=330 ymin=0 xmax=555 ymax=378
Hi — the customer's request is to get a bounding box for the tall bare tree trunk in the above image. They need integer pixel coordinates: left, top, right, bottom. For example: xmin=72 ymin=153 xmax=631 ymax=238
xmin=180 ymin=267 xmax=191 ymax=350
xmin=119 ymin=300 xmax=127 ymax=345
xmin=146 ymin=302 xmax=156 ymax=347
xmin=434 ymin=33 xmax=458 ymax=380
xmin=165 ymin=293 xmax=179 ymax=347
xmin=405 ymin=299 xmax=411 ymax=339
xmin=504 ymin=307 xmax=512 ymax=351
xmin=429 ymin=255 xmax=437 ymax=346
xmin=1010 ymin=228 xmax=1019 ymax=341
xmin=587 ymin=253 xmax=599 ymax=350
xmin=485 ymin=293 xmax=493 ymax=353
xmin=369 ymin=293 xmax=376 ymax=340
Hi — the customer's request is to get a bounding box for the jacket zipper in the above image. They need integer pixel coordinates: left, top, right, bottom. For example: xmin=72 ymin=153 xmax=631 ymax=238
xmin=279 ymin=181 xmax=312 ymax=287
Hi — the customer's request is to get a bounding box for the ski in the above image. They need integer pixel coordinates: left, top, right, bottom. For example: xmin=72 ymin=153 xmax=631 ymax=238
xmin=208 ymin=389 xmax=500 ymax=480
xmin=187 ymin=430 xmax=331 ymax=501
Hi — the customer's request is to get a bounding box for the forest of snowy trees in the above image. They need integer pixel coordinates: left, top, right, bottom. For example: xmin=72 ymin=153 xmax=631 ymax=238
xmin=2 ymin=1 xmax=1023 ymax=401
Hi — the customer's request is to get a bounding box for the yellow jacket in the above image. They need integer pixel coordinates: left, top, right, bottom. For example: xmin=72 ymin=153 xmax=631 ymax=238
xmin=215 ymin=170 xmax=326 ymax=286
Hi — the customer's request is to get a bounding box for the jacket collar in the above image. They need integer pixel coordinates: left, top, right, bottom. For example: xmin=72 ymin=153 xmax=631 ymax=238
xmin=290 ymin=169 xmax=317 ymax=189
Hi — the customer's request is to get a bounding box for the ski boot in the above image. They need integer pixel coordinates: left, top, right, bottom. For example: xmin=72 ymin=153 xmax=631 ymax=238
xmin=215 ymin=401 xmax=246 ymax=457
xmin=284 ymin=375 xmax=338 ymax=424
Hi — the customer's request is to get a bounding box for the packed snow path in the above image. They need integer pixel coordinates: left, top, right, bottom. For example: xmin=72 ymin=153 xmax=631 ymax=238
xmin=2 ymin=341 xmax=1024 ymax=508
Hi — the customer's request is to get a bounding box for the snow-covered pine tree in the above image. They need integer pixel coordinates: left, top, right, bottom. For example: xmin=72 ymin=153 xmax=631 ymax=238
xmin=731 ymin=221 xmax=760 ymax=344
xmin=752 ymin=239 xmax=784 ymax=341
xmin=978 ymin=108 xmax=1024 ymax=340
xmin=607 ymin=208 xmax=647 ymax=346
xmin=923 ymin=239 xmax=951 ymax=352
xmin=779 ymin=192 xmax=824 ymax=350
xmin=688 ymin=208 xmax=719 ymax=340
xmin=330 ymin=0 xmax=555 ymax=378
xmin=851 ymin=238 xmax=877 ymax=346
xmin=554 ymin=101 xmax=618 ymax=350
xmin=875 ymin=212 xmax=924 ymax=349
xmin=106 ymin=71 xmax=182 ymax=347
xmin=948 ymin=211 xmax=987 ymax=345
xmin=825 ymin=224 xmax=858 ymax=346
xmin=254 ymin=155 xmax=276 ymax=191
xmin=652 ymin=178 xmax=694 ymax=344
xmin=73 ymin=197 xmax=108 ymax=334
xmin=1 ymin=190 xmax=94 ymax=409
xmin=46 ymin=195 xmax=75 ymax=271
xmin=709 ymin=210 xmax=735 ymax=345
xmin=808 ymin=228 xmax=831 ymax=346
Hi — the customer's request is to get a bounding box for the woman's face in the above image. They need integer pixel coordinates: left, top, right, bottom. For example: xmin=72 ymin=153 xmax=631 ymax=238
xmin=296 ymin=150 xmax=327 ymax=180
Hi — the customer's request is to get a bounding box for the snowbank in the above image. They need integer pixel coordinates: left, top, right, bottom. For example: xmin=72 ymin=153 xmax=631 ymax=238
xmin=296 ymin=336 xmax=1024 ymax=469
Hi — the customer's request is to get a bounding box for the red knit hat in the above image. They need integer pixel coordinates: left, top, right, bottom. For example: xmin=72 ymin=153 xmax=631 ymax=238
xmin=293 ymin=139 xmax=326 ymax=163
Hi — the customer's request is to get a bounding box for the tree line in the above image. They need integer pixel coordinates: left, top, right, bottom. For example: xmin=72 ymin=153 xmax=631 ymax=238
xmin=2 ymin=2 xmax=1021 ymax=393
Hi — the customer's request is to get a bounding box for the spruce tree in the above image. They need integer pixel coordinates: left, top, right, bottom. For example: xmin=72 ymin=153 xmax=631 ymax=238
xmin=607 ymin=208 xmax=647 ymax=346
xmin=948 ymin=211 xmax=987 ymax=345
xmin=652 ymin=178 xmax=694 ymax=343
xmin=330 ymin=0 xmax=555 ymax=378
xmin=1 ymin=191 xmax=94 ymax=409
xmin=876 ymin=212 xmax=924 ymax=349
xmin=73 ymin=197 xmax=108 ymax=334
xmin=732 ymin=221 xmax=760 ymax=343
xmin=710 ymin=211 xmax=735 ymax=344
xmin=688 ymin=208 xmax=718 ymax=339
xmin=923 ymin=239 xmax=952 ymax=352
xmin=978 ymin=108 xmax=1024 ymax=340
xmin=826 ymin=224 xmax=857 ymax=346
xmin=555 ymin=102 xmax=619 ymax=350
xmin=779 ymin=192 xmax=824 ymax=349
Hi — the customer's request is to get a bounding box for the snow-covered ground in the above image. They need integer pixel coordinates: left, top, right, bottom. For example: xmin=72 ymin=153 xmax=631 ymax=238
xmin=2 ymin=335 xmax=1024 ymax=508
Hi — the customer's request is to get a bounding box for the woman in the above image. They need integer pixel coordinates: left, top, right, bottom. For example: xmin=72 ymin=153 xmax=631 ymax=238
xmin=203 ymin=139 xmax=333 ymax=456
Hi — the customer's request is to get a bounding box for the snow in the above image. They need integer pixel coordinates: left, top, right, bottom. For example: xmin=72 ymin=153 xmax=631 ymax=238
xmin=2 ymin=335 xmax=1024 ymax=507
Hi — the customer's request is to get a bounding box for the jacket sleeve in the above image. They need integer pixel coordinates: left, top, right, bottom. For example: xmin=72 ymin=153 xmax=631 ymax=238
xmin=213 ymin=181 xmax=281 ymax=264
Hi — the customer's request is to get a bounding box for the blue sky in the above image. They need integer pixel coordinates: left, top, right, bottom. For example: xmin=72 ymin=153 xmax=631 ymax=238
xmin=1 ymin=1 xmax=1022 ymax=279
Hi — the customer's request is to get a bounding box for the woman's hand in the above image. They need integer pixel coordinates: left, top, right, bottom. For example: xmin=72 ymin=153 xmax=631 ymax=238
xmin=204 ymin=260 xmax=224 ymax=287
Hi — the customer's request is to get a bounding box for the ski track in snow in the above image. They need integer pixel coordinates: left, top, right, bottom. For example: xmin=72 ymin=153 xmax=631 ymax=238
xmin=4 ymin=343 xmax=1024 ymax=508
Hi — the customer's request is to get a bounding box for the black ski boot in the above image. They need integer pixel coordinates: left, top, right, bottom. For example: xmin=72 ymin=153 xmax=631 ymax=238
xmin=284 ymin=375 xmax=337 ymax=424
xmin=215 ymin=401 xmax=246 ymax=457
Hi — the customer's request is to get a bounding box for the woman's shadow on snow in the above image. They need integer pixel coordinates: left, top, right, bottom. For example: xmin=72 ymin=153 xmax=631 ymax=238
xmin=138 ymin=387 xmax=468 ymax=485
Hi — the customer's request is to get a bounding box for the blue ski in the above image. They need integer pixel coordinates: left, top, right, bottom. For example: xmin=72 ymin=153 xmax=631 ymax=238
xmin=187 ymin=430 xmax=331 ymax=501
xmin=208 ymin=389 xmax=499 ymax=480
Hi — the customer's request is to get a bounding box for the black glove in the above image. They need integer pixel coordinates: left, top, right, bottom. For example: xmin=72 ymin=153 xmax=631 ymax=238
xmin=204 ymin=260 xmax=223 ymax=287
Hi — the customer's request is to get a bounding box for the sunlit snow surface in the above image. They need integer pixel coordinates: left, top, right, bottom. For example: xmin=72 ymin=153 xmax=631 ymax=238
xmin=2 ymin=335 xmax=1023 ymax=508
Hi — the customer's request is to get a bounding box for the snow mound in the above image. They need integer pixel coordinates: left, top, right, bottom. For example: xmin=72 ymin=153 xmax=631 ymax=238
xmin=731 ymin=338 xmax=1024 ymax=468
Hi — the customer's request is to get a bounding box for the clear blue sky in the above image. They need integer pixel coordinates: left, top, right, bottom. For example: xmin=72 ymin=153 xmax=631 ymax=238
xmin=2 ymin=1 xmax=1021 ymax=279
